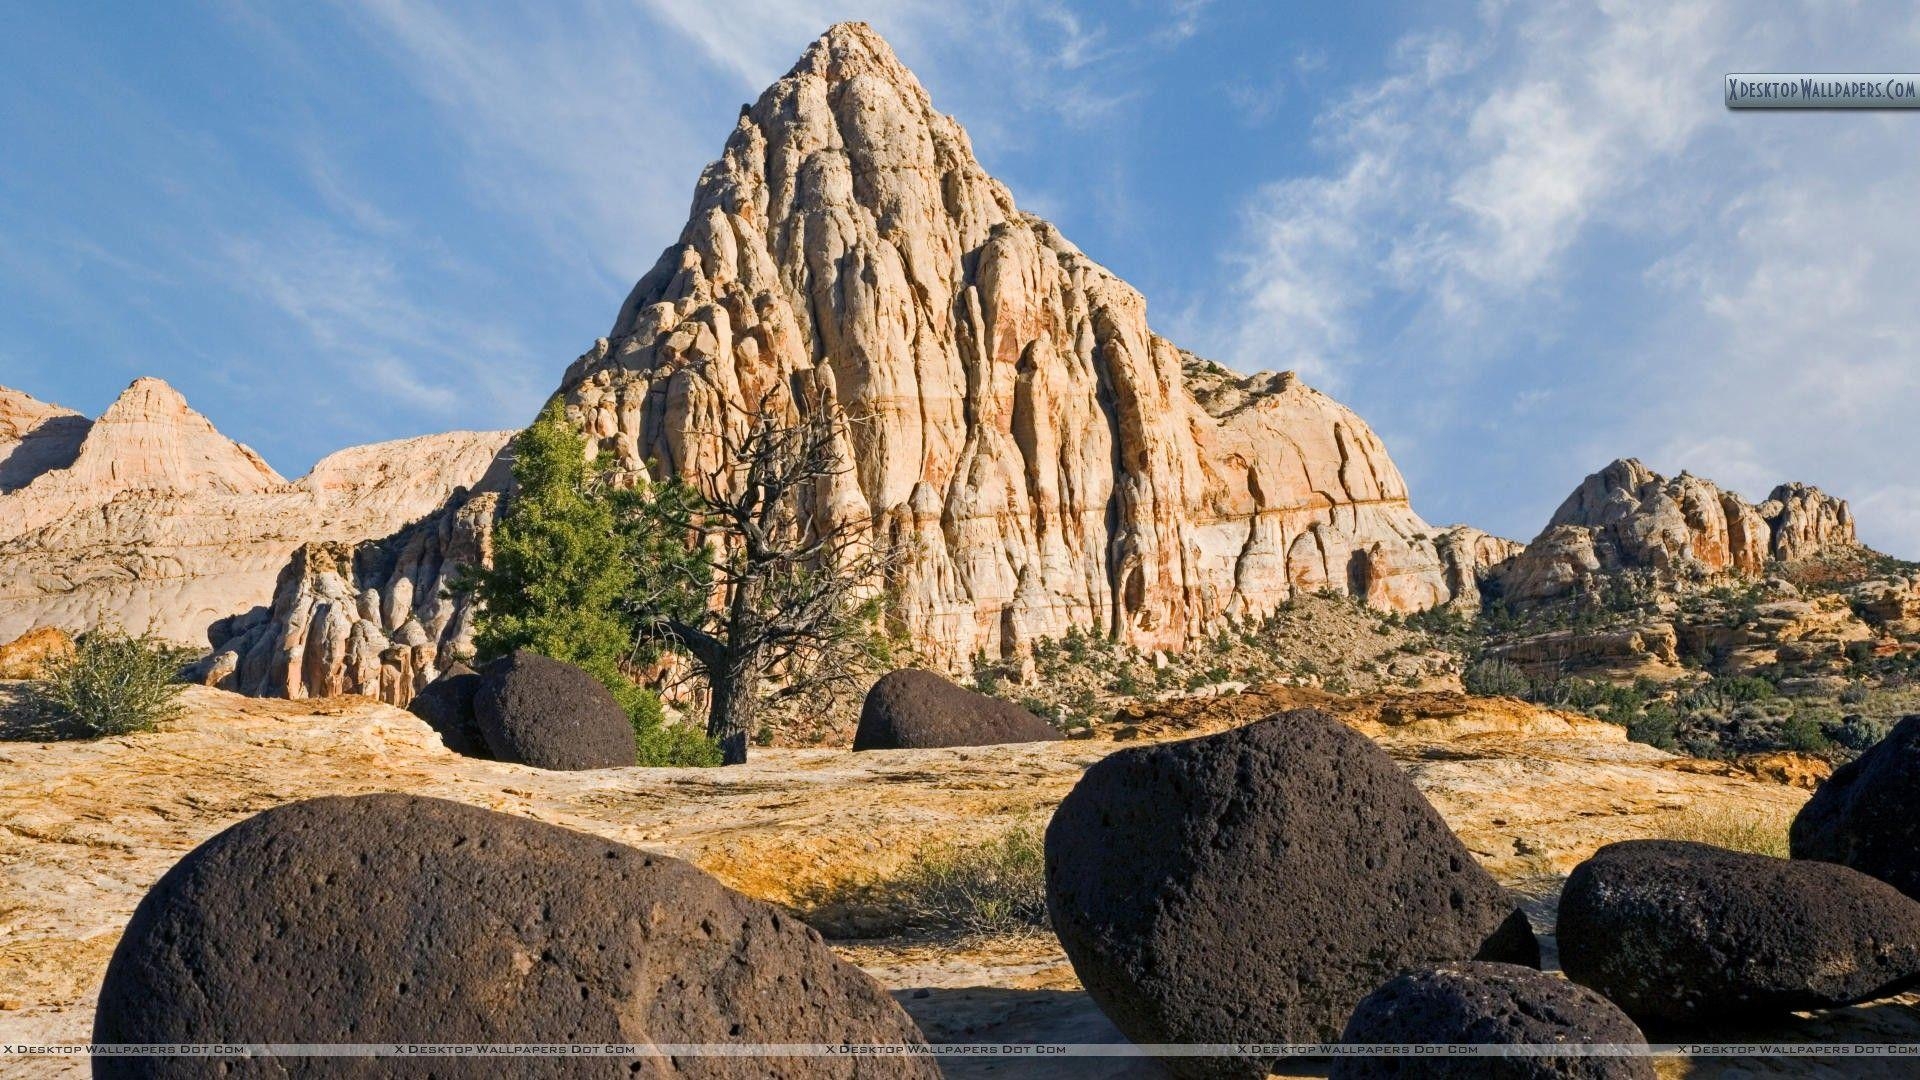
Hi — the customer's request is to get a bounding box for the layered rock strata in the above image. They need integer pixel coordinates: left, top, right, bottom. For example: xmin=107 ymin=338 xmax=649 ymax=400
xmin=219 ymin=22 xmax=1499 ymax=705
xmin=0 ymin=379 xmax=510 ymax=646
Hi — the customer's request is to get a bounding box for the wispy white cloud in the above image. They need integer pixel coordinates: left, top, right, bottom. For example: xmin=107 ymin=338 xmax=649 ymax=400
xmin=1204 ymin=0 xmax=1920 ymax=554
xmin=214 ymin=217 xmax=540 ymax=423
xmin=343 ymin=0 xmax=716 ymax=289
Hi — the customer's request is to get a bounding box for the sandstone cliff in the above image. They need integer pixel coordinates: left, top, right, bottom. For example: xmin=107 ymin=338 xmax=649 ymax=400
xmin=0 ymin=378 xmax=511 ymax=644
xmin=215 ymin=22 xmax=1502 ymax=705
xmin=1495 ymin=458 xmax=1858 ymax=603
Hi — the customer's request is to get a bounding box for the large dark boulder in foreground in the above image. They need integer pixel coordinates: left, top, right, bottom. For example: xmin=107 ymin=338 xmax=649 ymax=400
xmin=93 ymin=794 xmax=937 ymax=1078
xmin=1332 ymin=962 xmax=1653 ymax=1080
xmin=408 ymin=661 xmax=487 ymax=757
xmin=474 ymin=650 xmax=633 ymax=770
xmin=852 ymin=668 xmax=1061 ymax=750
xmin=1558 ymin=839 xmax=1920 ymax=1027
xmin=1045 ymin=709 xmax=1538 ymax=1079
xmin=1792 ymin=713 xmax=1920 ymax=900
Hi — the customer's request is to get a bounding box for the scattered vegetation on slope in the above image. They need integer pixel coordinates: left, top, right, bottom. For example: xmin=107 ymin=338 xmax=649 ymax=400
xmin=970 ymin=590 xmax=1463 ymax=731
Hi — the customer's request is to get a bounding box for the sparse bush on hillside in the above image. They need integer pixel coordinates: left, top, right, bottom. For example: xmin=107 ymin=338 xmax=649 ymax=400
xmin=26 ymin=629 xmax=188 ymax=738
xmin=1463 ymin=657 xmax=1530 ymax=697
xmin=1835 ymin=713 xmax=1893 ymax=751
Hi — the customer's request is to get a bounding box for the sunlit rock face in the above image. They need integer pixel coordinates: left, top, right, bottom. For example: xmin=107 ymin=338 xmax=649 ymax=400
xmin=1497 ymin=458 xmax=1858 ymax=603
xmin=561 ymin=21 xmax=1477 ymax=668
xmin=217 ymin=22 xmax=1488 ymax=704
xmin=0 ymin=378 xmax=509 ymax=647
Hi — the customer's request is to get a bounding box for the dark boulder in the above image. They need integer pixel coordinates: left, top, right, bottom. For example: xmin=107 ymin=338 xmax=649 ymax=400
xmin=1333 ymin=962 xmax=1653 ymax=1079
xmin=408 ymin=661 xmax=487 ymax=757
xmin=852 ymin=669 xmax=1061 ymax=750
xmin=1045 ymin=709 xmax=1538 ymax=1079
xmin=1558 ymin=839 xmax=1920 ymax=1027
xmin=474 ymin=650 xmax=634 ymax=770
xmin=1791 ymin=713 xmax=1920 ymax=900
xmin=94 ymin=794 xmax=937 ymax=1078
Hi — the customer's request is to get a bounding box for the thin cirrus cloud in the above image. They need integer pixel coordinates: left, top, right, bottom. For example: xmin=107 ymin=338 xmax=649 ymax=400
xmin=1196 ymin=0 xmax=1920 ymax=556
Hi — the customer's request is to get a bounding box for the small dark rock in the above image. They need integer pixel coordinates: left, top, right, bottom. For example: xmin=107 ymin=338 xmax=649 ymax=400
xmin=408 ymin=662 xmax=487 ymax=757
xmin=1045 ymin=709 xmax=1538 ymax=1079
xmin=1333 ymin=962 xmax=1653 ymax=1079
xmin=474 ymin=650 xmax=634 ymax=770
xmin=93 ymin=794 xmax=936 ymax=1078
xmin=1558 ymin=840 xmax=1920 ymax=1027
xmin=1791 ymin=713 xmax=1920 ymax=900
xmin=852 ymin=669 xmax=1061 ymax=750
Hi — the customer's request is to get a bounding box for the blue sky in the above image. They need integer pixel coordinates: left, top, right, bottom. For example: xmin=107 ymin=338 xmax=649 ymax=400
xmin=3 ymin=2 xmax=1919 ymax=556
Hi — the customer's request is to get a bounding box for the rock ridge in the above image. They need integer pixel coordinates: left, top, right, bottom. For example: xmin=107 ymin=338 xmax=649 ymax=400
xmin=0 ymin=377 xmax=511 ymax=645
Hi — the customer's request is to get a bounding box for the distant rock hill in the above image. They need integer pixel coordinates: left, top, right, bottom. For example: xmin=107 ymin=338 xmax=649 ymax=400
xmin=0 ymin=378 xmax=511 ymax=645
xmin=1481 ymin=459 xmax=1914 ymax=685
xmin=1495 ymin=458 xmax=1859 ymax=604
xmin=210 ymin=21 xmax=1507 ymax=706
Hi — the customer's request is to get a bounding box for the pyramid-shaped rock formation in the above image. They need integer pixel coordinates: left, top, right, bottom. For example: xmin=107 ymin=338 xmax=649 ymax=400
xmin=0 ymin=379 xmax=511 ymax=644
xmin=212 ymin=23 xmax=1507 ymax=705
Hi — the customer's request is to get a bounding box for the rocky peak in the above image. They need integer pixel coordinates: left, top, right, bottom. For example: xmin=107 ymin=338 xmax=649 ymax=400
xmin=0 ymin=375 xmax=510 ymax=646
xmin=28 ymin=377 xmax=286 ymax=497
xmin=218 ymin=22 xmax=1491 ymax=705
xmin=563 ymin=21 xmax=1479 ymax=668
xmin=1499 ymin=458 xmax=1859 ymax=603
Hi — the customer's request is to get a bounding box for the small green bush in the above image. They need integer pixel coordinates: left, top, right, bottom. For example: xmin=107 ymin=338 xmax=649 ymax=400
xmin=1835 ymin=713 xmax=1893 ymax=752
xmin=1463 ymin=657 xmax=1530 ymax=697
xmin=27 ymin=630 xmax=187 ymax=738
xmin=1627 ymin=704 xmax=1680 ymax=751
xmin=1779 ymin=714 xmax=1832 ymax=753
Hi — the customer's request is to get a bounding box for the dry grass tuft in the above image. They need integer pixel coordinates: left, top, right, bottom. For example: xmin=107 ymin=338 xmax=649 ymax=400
xmin=1649 ymin=804 xmax=1795 ymax=859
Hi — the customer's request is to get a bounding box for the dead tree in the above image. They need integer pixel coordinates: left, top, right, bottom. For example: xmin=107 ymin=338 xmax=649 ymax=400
xmin=637 ymin=374 xmax=897 ymax=764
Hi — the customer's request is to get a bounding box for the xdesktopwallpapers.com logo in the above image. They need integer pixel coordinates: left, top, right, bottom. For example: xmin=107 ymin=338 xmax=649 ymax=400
xmin=1726 ymin=73 xmax=1920 ymax=108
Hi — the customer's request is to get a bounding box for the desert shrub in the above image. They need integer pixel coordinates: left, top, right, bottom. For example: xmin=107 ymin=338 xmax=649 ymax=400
xmin=1713 ymin=675 xmax=1777 ymax=703
xmin=1779 ymin=713 xmax=1832 ymax=753
xmin=1839 ymin=681 xmax=1872 ymax=706
xmin=876 ymin=823 xmax=1049 ymax=939
xmin=1463 ymin=657 xmax=1530 ymax=697
xmin=1834 ymin=713 xmax=1894 ymax=752
xmin=1650 ymin=805 xmax=1792 ymax=859
xmin=27 ymin=630 xmax=188 ymax=738
xmin=1626 ymin=703 xmax=1680 ymax=751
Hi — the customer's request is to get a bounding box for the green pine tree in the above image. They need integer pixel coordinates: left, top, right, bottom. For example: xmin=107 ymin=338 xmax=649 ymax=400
xmin=466 ymin=400 xmax=719 ymax=766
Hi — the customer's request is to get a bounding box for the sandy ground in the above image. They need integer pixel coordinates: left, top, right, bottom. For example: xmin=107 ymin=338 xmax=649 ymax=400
xmin=2 ymin=684 xmax=1911 ymax=1078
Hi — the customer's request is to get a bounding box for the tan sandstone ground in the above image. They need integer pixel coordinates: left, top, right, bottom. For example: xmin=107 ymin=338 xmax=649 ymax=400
xmin=0 ymin=684 xmax=1912 ymax=1078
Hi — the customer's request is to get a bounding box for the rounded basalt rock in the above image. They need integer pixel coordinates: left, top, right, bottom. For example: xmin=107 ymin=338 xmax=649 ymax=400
xmin=1044 ymin=709 xmax=1539 ymax=1079
xmin=1791 ymin=713 xmax=1920 ymax=900
xmin=407 ymin=661 xmax=487 ymax=757
xmin=851 ymin=669 xmax=1062 ymax=750
xmin=1332 ymin=962 xmax=1653 ymax=1079
xmin=474 ymin=650 xmax=634 ymax=770
xmin=1557 ymin=839 xmax=1920 ymax=1027
xmin=93 ymin=794 xmax=937 ymax=1078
